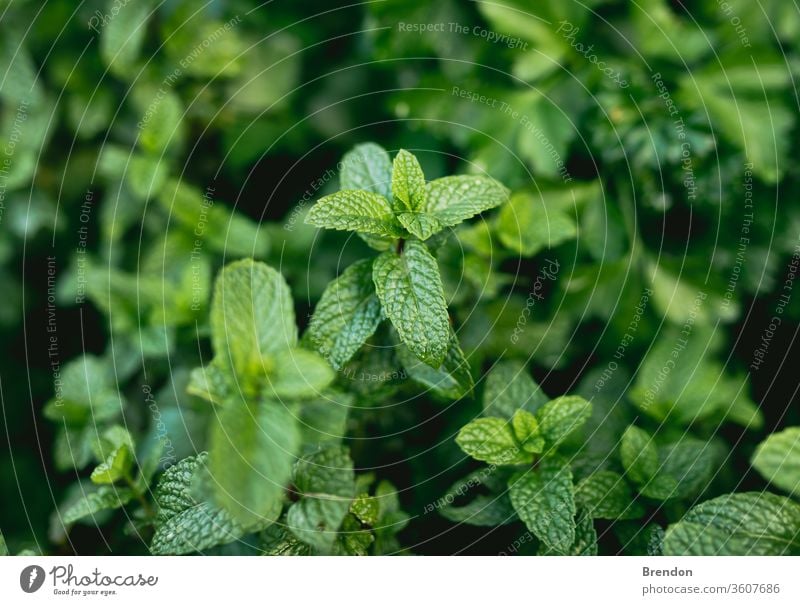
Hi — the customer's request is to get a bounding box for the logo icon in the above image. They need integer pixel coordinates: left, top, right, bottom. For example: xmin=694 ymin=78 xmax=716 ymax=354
xmin=20 ymin=565 xmax=45 ymax=593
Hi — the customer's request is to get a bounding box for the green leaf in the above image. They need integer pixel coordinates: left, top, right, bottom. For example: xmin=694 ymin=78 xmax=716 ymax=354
xmin=261 ymin=525 xmax=313 ymax=555
xmin=575 ymin=471 xmax=644 ymax=520
xmin=266 ymin=348 xmax=334 ymax=400
xmin=638 ymin=438 xmax=716 ymax=501
xmin=456 ymin=418 xmax=530 ymax=465
xmin=496 ymin=191 xmax=576 ymax=256
xmin=61 ymin=486 xmax=134 ymax=525
xmin=373 ymin=240 xmax=450 ymax=366
xmin=340 ymin=143 xmax=393 ymax=200
xmin=151 ymin=454 xmax=272 ymax=555
xmin=43 ymin=355 xmax=122 ymax=427
xmin=210 ymin=260 xmax=297 ymax=386
xmin=0 ymin=529 xmax=7 ymax=556
xmin=425 ymin=176 xmax=508 ymax=227
xmin=508 ymin=457 xmax=576 ymax=553
xmin=137 ymin=89 xmax=183 ymax=154
xmin=396 ymin=212 xmax=444 ymax=240
xmin=306 ymin=259 xmax=382 ymax=370
xmin=629 ymin=328 xmax=759 ymax=427
xmin=208 ymin=401 xmax=299 ymax=525
xmin=287 ymin=446 xmax=355 ymax=553
xmin=351 ymin=494 xmax=381 ymax=526
xmin=152 ymin=501 xmax=256 ymax=555
xmin=752 ymin=427 xmax=800 ymax=496
xmin=0 ymin=33 xmax=43 ymax=105
xmin=664 ymin=492 xmax=800 ymax=555
xmin=620 ymin=425 xmax=659 ymax=485
xmin=535 ymin=396 xmax=592 ymax=450
xmin=90 ymin=445 xmax=133 ymax=485
xmin=512 ymin=410 xmax=545 ymax=454
xmin=306 ymin=190 xmax=402 ymax=237
xmin=539 ymin=511 xmax=597 ymax=556
xmin=440 ymin=495 xmax=516 ymax=527
xmin=482 ymin=360 xmax=548 ymax=419
xmin=100 ymin=0 xmax=151 ymax=77
xmin=398 ymin=327 xmax=473 ymax=399
xmin=187 ymin=360 xmax=234 ymax=405
xmin=439 ymin=469 xmax=516 ymax=527
xmin=391 ymin=149 xmax=427 ymax=212
xmin=297 ymin=389 xmax=351 ymax=449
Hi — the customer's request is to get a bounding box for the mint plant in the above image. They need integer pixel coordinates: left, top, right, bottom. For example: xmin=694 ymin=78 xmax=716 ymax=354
xmin=305 ymin=144 xmax=508 ymax=370
xmin=12 ymin=138 xmax=800 ymax=557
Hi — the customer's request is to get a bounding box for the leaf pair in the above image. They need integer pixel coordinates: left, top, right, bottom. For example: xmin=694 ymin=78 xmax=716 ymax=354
xmin=306 ymin=144 xmax=508 ymax=243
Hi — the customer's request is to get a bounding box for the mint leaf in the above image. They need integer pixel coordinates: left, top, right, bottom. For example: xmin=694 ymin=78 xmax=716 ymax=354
xmin=306 ymin=259 xmax=382 ymax=370
xmin=439 ymin=469 xmax=516 ymax=527
xmin=391 ymin=149 xmax=426 ymax=212
xmin=261 ymin=525 xmax=314 ymax=555
xmin=306 ymin=190 xmax=402 ymax=237
xmin=509 ymin=457 xmax=576 ymax=553
xmin=620 ymin=425 xmax=659 ymax=485
xmin=664 ymin=492 xmax=800 ymax=555
xmin=536 ymin=395 xmax=592 ymax=450
xmin=752 ymin=427 xmax=800 ymax=496
xmin=210 ymin=260 xmax=297 ymax=386
xmin=397 ymin=211 xmax=444 ymax=240
xmin=425 ymin=175 xmax=508 ymax=227
xmin=43 ymin=355 xmax=122 ymax=426
xmin=90 ymin=444 xmax=133 ymax=485
xmin=373 ymin=240 xmax=449 ymax=366
xmin=208 ymin=401 xmax=299 ymax=525
xmin=398 ymin=327 xmax=473 ymax=399
xmin=483 ymin=360 xmax=548 ymax=419
xmin=187 ymin=360 xmax=233 ymax=405
xmin=267 ymin=348 xmax=334 ymax=399
xmin=539 ymin=512 xmax=597 ymax=556
xmin=100 ymin=0 xmax=150 ymax=77
xmin=638 ymin=437 xmax=716 ymax=501
xmin=333 ymin=513 xmax=375 ymax=555
xmin=150 ymin=455 xmax=274 ymax=555
xmin=340 ymin=143 xmax=393 ymax=200
xmin=575 ymin=471 xmax=644 ymax=520
xmin=350 ymin=494 xmax=381 ymax=526
xmin=456 ymin=418 xmax=531 ymax=465
xmin=297 ymin=389 xmax=351 ymax=448
xmin=287 ymin=446 xmax=355 ymax=553
xmin=512 ymin=410 xmax=545 ymax=454
xmin=61 ymin=485 xmax=134 ymax=525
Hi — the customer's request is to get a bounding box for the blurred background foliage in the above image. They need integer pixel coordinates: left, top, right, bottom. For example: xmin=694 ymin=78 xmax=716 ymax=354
xmin=1 ymin=0 xmax=799 ymax=554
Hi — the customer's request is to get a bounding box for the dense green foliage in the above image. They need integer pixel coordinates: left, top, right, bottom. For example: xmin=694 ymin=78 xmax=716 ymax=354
xmin=1 ymin=0 xmax=800 ymax=555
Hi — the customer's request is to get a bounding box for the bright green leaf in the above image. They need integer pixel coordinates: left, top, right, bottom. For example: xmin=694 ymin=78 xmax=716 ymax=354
xmin=306 ymin=259 xmax=382 ymax=370
xmin=208 ymin=401 xmax=299 ymax=525
xmin=373 ymin=240 xmax=450 ymax=367
xmin=508 ymin=457 xmax=575 ymax=553
xmin=306 ymin=190 xmax=402 ymax=237
xmin=536 ymin=395 xmax=592 ymax=450
xmin=664 ymin=492 xmax=800 ymax=555
xmin=392 ymin=149 xmax=426 ymax=212
xmin=456 ymin=417 xmax=530 ymax=466
xmin=752 ymin=428 xmax=800 ymax=496
xmin=425 ymin=175 xmax=508 ymax=227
